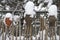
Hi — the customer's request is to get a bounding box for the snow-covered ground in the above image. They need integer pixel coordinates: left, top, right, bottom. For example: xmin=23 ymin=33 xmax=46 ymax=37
xmin=0 ymin=30 xmax=59 ymax=40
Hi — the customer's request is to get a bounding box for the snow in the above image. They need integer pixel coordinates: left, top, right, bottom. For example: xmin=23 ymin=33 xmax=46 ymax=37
xmin=35 ymin=0 xmax=58 ymax=19
xmin=13 ymin=15 xmax=20 ymax=25
xmin=40 ymin=14 xmax=44 ymax=17
xmin=48 ymin=5 xmax=58 ymax=18
xmin=5 ymin=5 xmax=10 ymax=10
xmin=24 ymin=1 xmax=35 ymax=18
xmin=13 ymin=15 xmax=20 ymax=22
xmin=5 ymin=13 xmax=13 ymax=21
xmin=1 ymin=0 xmax=6 ymax=3
xmin=44 ymin=0 xmax=53 ymax=3
xmin=35 ymin=0 xmax=53 ymax=11
xmin=0 ymin=30 xmax=59 ymax=40
xmin=35 ymin=3 xmax=44 ymax=11
xmin=32 ymin=36 xmax=36 ymax=40
xmin=44 ymin=0 xmax=53 ymax=8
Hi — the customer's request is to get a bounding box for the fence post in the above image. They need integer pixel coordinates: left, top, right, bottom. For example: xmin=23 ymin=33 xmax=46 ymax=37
xmin=19 ymin=14 xmax=21 ymax=40
xmin=45 ymin=18 xmax=48 ymax=40
xmin=40 ymin=16 xmax=44 ymax=40
xmin=2 ymin=21 xmax=4 ymax=40
xmin=2 ymin=19 xmax=6 ymax=40
xmin=34 ymin=15 xmax=37 ymax=40
xmin=54 ymin=27 xmax=56 ymax=40
xmin=9 ymin=26 xmax=11 ymax=40
xmin=11 ymin=21 xmax=14 ymax=40
xmin=15 ymin=23 xmax=18 ymax=40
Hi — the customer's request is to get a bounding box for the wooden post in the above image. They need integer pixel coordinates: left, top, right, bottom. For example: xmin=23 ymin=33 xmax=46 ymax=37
xmin=59 ymin=26 xmax=60 ymax=40
xmin=48 ymin=28 xmax=51 ymax=40
xmin=52 ymin=28 xmax=54 ymax=40
xmin=55 ymin=21 xmax=57 ymax=40
xmin=24 ymin=24 xmax=26 ymax=40
xmin=30 ymin=24 xmax=32 ymax=40
xmin=9 ymin=26 xmax=11 ymax=40
xmin=5 ymin=26 xmax=8 ymax=40
xmin=15 ymin=24 xmax=18 ymax=40
xmin=12 ymin=22 xmax=14 ymax=40
xmin=25 ymin=23 xmax=28 ymax=40
xmin=48 ymin=16 xmax=56 ymax=40
xmin=19 ymin=15 xmax=21 ymax=40
xmin=2 ymin=19 xmax=5 ymax=40
xmin=11 ymin=2 xmax=20 ymax=40
xmin=42 ymin=27 xmax=43 ymax=40
xmin=40 ymin=16 xmax=45 ymax=40
xmin=2 ymin=23 xmax=4 ymax=40
xmin=33 ymin=15 xmax=37 ymax=40
xmin=25 ymin=15 xmax=32 ymax=40
xmin=45 ymin=25 xmax=48 ymax=40
xmin=45 ymin=18 xmax=48 ymax=40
